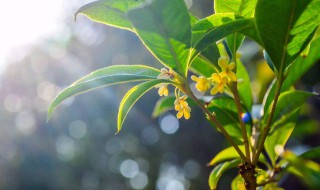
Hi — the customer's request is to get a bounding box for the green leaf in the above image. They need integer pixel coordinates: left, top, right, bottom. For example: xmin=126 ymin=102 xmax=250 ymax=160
xmin=262 ymin=37 xmax=320 ymax=115
xmin=192 ymin=17 xmax=262 ymax=54
xmin=117 ymin=79 xmax=172 ymax=132
xmin=255 ymin=0 xmax=320 ymax=73
xmin=48 ymin=65 xmax=160 ymax=119
xmin=209 ymin=159 xmax=241 ymax=190
xmin=214 ymin=0 xmax=257 ymax=18
xmin=263 ymin=91 xmax=314 ymax=165
xmin=300 ymin=147 xmax=320 ymax=160
xmin=207 ymin=96 xmax=250 ymax=142
xmin=127 ymin=0 xmax=192 ymax=75
xmin=263 ymin=90 xmax=314 ymax=125
xmin=75 ymin=0 xmax=144 ymax=31
xmin=152 ymin=95 xmax=195 ymax=118
xmin=283 ymin=151 xmax=320 ymax=189
xmin=264 ymin=109 xmax=300 ymax=165
xmin=236 ymin=59 xmax=253 ymax=110
xmin=214 ymin=0 xmax=258 ymax=55
xmin=189 ymin=55 xmax=218 ymax=78
xmin=208 ymin=146 xmax=268 ymax=167
xmin=208 ymin=146 xmax=245 ymax=166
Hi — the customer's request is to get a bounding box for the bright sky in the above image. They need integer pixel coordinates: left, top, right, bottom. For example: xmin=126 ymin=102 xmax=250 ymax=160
xmin=0 ymin=0 xmax=64 ymax=68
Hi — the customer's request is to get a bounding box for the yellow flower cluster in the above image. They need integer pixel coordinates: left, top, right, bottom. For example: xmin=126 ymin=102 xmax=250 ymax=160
xmin=191 ymin=57 xmax=237 ymax=95
xmin=174 ymin=95 xmax=191 ymax=119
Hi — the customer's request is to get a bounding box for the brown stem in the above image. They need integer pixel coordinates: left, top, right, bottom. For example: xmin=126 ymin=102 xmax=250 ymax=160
xmin=238 ymin=162 xmax=257 ymax=190
xmin=187 ymin=91 xmax=248 ymax=162
xmin=230 ymin=83 xmax=251 ymax=162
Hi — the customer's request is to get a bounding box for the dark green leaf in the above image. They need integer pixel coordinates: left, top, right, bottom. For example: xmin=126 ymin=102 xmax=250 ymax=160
xmin=263 ymin=90 xmax=314 ymax=165
xmin=48 ymin=65 xmax=159 ymax=119
xmin=127 ymin=0 xmax=192 ymax=75
xmin=209 ymin=159 xmax=241 ymax=190
xmin=118 ymin=79 xmax=172 ymax=132
xmin=262 ymin=37 xmax=320 ymax=115
xmin=236 ymin=59 xmax=253 ymax=110
xmin=300 ymin=147 xmax=320 ymax=160
xmin=207 ymin=96 xmax=250 ymax=141
xmin=255 ymin=0 xmax=320 ymax=72
xmin=75 ymin=0 xmax=144 ymax=31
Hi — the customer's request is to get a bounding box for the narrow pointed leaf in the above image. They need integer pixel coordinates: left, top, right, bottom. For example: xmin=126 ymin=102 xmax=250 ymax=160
xmin=255 ymin=0 xmax=320 ymax=72
xmin=117 ymin=79 xmax=172 ymax=132
xmin=75 ymin=0 xmax=145 ymax=31
xmin=190 ymin=56 xmax=218 ymax=77
xmin=263 ymin=91 xmax=314 ymax=165
xmin=300 ymin=147 xmax=320 ymax=160
xmin=208 ymin=146 xmax=267 ymax=166
xmin=263 ymin=37 xmax=320 ymax=115
xmin=127 ymin=0 xmax=192 ymax=75
xmin=209 ymin=159 xmax=241 ymax=190
xmin=214 ymin=0 xmax=258 ymax=54
xmin=48 ymin=65 xmax=159 ymax=119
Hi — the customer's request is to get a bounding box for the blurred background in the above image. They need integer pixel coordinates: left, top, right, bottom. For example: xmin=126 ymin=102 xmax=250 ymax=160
xmin=0 ymin=0 xmax=319 ymax=189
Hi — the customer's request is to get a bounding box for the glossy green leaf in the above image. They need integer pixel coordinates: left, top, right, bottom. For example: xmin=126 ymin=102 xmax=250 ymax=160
xmin=283 ymin=151 xmax=320 ymax=188
xmin=236 ymin=59 xmax=253 ymax=110
xmin=193 ymin=17 xmax=262 ymax=54
xmin=214 ymin=0 xmax=257 ymax=18
xmin=208 ymin=146 xmax=267 ymax=167
xmin=209 ymin=159 xmax=241 ymax=190
xmin=263 ymin=91 xmax=314 ymax=165
xmin=207 ymin=96 xmax=250 ymax=142
xmin=118 ymin=79 xmax=171 ymax=132
xmin=300 ymin=147 xmax=320 ymax=160
xmin=48 ymin=65 xmax=159 ymax=119
xmin=214 ymin=0 xmax=257 ymax=55
xmin=263 ymin=91 xmax=314 ymax=126
xmin=208 ymin=146 xmax=245 ymax=166
xmin=264 ymin=109 xmax=300 ymax=165
xmin=127 ymin=0 xmax=192 ymax=75
xmin=262 ymin=37 xmax=320 ymax=115
xmin=255 ymin=0 xmax=320 ymax=73
xmin=152 ymin=95 xmax=195 ymax=118
xmin=75 ymin=0 xmax=144 ymax=31
xmin=189 ymin=55 xmax=218 ymax=78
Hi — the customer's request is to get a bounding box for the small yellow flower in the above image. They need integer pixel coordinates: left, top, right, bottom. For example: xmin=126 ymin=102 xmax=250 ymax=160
xmin=218 ymin=57 xmax=237 ymax=82
xmin=174 ymin=95 xmax=191 ymax=119
xmin=157 ymin=68 xmax=174 ymax=79
xmin=191 ymin=75 xmax=211 ymax=92
xmin=155 ymin=84 xmax=169 ymax=96
xmin=210 ymin=73 xmax=228 ymax=95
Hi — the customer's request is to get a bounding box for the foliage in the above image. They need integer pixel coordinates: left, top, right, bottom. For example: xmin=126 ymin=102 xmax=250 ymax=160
xmin=49 ymin=0 xmax=320 ymax=189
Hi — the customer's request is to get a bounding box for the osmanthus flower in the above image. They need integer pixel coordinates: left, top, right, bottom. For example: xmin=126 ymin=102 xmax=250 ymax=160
xmin=157 ymin=68 xmax=174 ymax=79
xmin=174 ymin=95 xmax=191 ymax=119
xmin=155 ymin=68 xmax=174 ymax=97
xmin=155 ymin=83 xmax=169 ymax=96
xmin=191 ymin=75 xmax=211 ymax=92
xmin=218 ymin=57 xmax=237 ymax=82
xmin=210 ymin=73 xmax=228 ymax=95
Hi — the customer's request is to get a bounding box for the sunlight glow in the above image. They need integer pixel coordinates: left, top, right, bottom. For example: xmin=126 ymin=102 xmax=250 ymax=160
xmin=0 ymin=0 xmax=64 ymax=66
